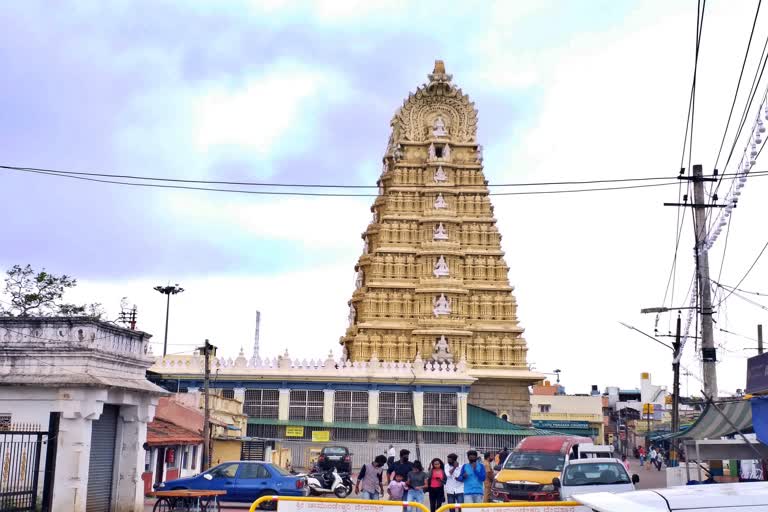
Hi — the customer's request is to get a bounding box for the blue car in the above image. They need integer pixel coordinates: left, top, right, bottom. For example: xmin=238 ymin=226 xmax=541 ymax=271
xmin=155 ymin=461 xmax=308 ymax=509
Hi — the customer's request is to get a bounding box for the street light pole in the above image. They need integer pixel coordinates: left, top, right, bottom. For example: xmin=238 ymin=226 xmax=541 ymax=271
xmin=154 ymin=284 xmax=184 ymax=357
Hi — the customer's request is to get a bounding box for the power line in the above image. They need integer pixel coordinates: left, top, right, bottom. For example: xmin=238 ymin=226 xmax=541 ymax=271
xmin=714 ymin=0 xmax=763 ymax=171
xmin=0 ymin=163 xmax=697 ymax=188
xmin=714 ymin=239 xmax=768 ymax=307
xmin=2 ymin=165 xmax=688 ymax=197
xmin=714 ymin=18 xmax=768 ymax=196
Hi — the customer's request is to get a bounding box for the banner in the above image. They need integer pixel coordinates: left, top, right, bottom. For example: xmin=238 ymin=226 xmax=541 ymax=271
xmin=312 ymin=430 xmax=330 ymax=442
xmin=285 ymin=426 xmax=305 ymax=437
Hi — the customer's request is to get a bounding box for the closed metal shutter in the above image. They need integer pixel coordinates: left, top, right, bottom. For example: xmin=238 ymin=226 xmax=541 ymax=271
xmin=86 ymin=404 xmax=118 ymax=512
xmin=241 ymin=441 xmax=265 ymax=461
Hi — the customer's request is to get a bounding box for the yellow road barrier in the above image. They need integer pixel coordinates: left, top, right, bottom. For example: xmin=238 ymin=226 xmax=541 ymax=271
xmin=248 ymin=495 xmax=431 ymax=512
xmin=435 ymin=501 xmax=585 ymax=512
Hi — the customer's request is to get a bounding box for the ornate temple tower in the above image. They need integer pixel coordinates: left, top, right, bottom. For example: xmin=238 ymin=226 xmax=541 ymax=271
xmin=341 ymin=61 xmax=541 ymax=423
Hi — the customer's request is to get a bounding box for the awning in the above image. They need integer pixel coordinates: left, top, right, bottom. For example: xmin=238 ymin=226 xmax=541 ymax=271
xmin=667 ymin=399 xmax=752 ymax=440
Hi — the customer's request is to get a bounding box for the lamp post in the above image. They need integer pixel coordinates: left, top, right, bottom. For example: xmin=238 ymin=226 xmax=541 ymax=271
xmin=154 ymin=284 xmax=184 ymax=357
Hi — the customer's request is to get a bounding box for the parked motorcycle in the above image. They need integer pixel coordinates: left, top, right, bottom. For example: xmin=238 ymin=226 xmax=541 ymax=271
xmin=306 ymin=468 xmax=351 ymax=498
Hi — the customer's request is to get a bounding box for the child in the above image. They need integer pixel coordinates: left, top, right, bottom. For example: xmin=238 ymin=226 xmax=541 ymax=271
xmin=388 ymin=473 xmax=407 ymax=501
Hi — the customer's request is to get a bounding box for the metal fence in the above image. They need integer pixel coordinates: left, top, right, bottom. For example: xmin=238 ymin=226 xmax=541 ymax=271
xmin=0 ymin=414 xmax=58 ymax=512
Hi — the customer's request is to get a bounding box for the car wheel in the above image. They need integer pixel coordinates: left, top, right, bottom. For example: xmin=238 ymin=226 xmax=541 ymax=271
xmin=256 ymin=491 xmax=278 ymax=511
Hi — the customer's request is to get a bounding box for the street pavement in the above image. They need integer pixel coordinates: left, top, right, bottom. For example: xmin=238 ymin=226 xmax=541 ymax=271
xmin=627 ymin=456 xmax=669 ymax=490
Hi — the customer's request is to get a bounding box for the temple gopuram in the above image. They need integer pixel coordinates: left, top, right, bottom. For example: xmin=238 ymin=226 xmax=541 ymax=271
xmin=149 ymin=62 xmax=550 ymax=470
xmin=341 ymin=61 xmax=541 ymax=424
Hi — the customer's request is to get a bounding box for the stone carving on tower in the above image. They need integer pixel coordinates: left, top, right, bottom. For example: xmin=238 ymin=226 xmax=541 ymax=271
xmin=340 ymin=60 xmax=530 ymax=374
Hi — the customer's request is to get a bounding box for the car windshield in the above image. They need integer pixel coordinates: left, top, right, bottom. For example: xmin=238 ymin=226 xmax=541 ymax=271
xmin=504 ymin=452 xmax=565 ymax=472
xmin=270 ymin=464 xmax=292 ymax=476
xmin=562 ymin=462 xmax=630 ymax=486
xmin=323 ymin=447 xmax=347 ymax=455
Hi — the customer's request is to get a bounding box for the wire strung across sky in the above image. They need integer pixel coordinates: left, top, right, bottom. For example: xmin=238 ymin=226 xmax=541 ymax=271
xmin=6 ymin=163 xmax=768 ymax=198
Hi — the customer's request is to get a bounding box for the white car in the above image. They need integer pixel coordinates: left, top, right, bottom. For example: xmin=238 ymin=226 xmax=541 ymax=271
xmin=553 ymin=458 xmax=638 ymax=499
xmin=574 ymin=482 xmax=768 ymax=511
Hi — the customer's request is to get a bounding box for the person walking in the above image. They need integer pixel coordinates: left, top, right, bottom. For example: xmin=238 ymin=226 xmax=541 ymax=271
xmin=426 ymin=458 xmax=446 ymax=512
xmin=621 ymin=455 xmax=631 ymax=473
xmin=638 ymin=446 xmax=646 ymax=468
xmin=457 ymin=450 xmax=486 ymax=504
xmin=387 ymin=444 xmax=397 ymax=481
xmin=389 ymin=449 xmax=415 ymax=482
xmin=355 ymin=455 xmax=387 ymax=500
xmin=647 ymin=446 xmax=657 ymax=472
xmin=406 ymin=460 xmax=428 ymax=512
xmin=444 ymin=453 xmax=464 ymax=504
xmin=655 ymin=449 xmax=664 ymax=471
xmin=482 ymin=452 xmax=495 ymax=503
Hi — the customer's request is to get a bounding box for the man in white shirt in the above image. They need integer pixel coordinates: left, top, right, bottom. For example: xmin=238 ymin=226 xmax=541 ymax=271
xmin=647 ymin=447 xmax=657 ymax=472
xmin=386 ymin=445 xmax=396 ymax=482
xmin=445 ymin=453 xmax=464 ymax=504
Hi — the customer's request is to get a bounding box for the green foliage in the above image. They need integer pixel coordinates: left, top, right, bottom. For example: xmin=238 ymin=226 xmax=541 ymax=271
xmin=0 ymin=264 xmax=103 ymax=319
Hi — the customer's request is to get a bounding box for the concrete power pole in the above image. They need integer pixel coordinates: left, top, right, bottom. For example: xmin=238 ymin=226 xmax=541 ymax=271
xmin=691 ymin=164 xmax=718 ymax=397
xmin=198 ymin=339 xmax=217 ymax=471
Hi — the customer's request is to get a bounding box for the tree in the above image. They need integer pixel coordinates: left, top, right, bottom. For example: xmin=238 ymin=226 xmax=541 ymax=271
xmin=0 ymin=264 xmax=103 ymax=318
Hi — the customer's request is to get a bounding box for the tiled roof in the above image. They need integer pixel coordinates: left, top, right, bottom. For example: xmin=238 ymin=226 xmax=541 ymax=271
xmin=147 ymin=418 xmax=203 ymax=446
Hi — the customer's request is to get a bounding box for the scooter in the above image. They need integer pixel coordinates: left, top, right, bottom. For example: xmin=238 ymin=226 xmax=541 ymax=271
xmin=306 ymin=468 xmax=350 ymax=498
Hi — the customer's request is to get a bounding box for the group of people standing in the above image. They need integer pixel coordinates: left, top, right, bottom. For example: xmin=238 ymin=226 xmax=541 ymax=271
xmin=355 ymin=446 xmax=509 ymax=511
xmin=637 ymin=445 xmax=664 ymax=471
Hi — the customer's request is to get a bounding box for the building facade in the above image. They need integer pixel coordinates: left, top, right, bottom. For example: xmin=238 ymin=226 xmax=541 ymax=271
xmin=0 ymin=317 xmax=166 ymax=512
xmin=149 ymin=349 xmax=549 ymax=471
xmin=340 ymin=61 xmax=541 ymax=423
xmin=530 ymin=394 xmax=605 ymax=442
xmin=143 ymin=397 xmax=204 ymax=495
xmin=173 ymin=389 xmax=247 ymax=465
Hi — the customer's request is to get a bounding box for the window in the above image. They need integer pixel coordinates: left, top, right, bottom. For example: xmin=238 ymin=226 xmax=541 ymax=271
xmin=501 ymin=414 xmax=509 ymax=421
xmin=244 ymin=389 xmax=280 ymax=418
xmin=423 ymin=392 xmax=457 ymax=426
xmin=378 ymin=392 xmax=413 ymax=425
xmin=562 ymin=462 xmax=630 ymax=486
xmin=222 ymin=389 xmax=235 ymax=400
xmin=538 ymin=404 xmax=551 ymax=413
xmin=334 ymin=391 xmax=368 ymax=423
xmin=239 ymin=463 xmax=272 ymax=479
xmin=144 ymin=449 xmax=151 ymax=472
xmin=208 ymin=462 xmax=239 ymax=479
xmin=435 ymin=146 xmax=444 ymax=158
xmin=289 ymin=390 xmax=324 ymax=421
xmin=181 ymin=446 xmax=189 ymax=469
xmin=191 ymin=446 xmax=198 ymax=470
xmin=0 ymin=414 xmax=11 ymax=431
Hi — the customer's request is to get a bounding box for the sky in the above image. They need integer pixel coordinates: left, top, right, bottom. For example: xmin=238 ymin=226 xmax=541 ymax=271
xmin=2 ymin=0 xmax=768 ymax=397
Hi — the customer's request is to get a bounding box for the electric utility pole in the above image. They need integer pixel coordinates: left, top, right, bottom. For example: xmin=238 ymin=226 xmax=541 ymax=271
xmin=198 ymin=339 xmax=217 ymax=471
xmin=759 ymin=324 xmax=764 ymax=355
xmin=671 ymin=313 xmax=681 ymax=466
xmin=664 ymin=164 xmax=719 ymax=397
xmin=691 ymin=165 xmax=718 ymax=397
